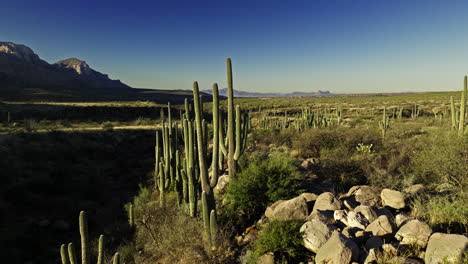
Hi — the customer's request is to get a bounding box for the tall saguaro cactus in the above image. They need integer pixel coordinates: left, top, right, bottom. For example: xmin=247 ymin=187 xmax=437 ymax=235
xmin=459 ymin=76 xmax=467 ymax=136
xmin=379 ymin=107 xmax=390 ymax=141
xmin=222 ymin=58 xmax=249 ymax=178
xmin=79 ymin=211 xmax=89 ymax=264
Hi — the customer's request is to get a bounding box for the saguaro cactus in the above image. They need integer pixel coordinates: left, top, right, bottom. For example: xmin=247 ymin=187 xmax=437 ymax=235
xmin=379 ymin=107 xmax=390 ymax=140
xmin=451 ymin=96 xmax=458 ymax=130
xmin=128 ymin=204 xmax=134 ymax=227
xmin=459 ymin=76 xmax=467 ymax=136
xmin=97 ymin=235 xmax=104 ymax=264
xmin=60 ymin=244 xmax=69 ymax=264
xmin=68 ymin=243 xmax=78 ymax=264
xmin=79 ymin=211 xmax=89 ymax=264
xmin=113 ymin=253 xmax=121 ymax=264
xmin=223 ymin=58 xmax=249 ymax=178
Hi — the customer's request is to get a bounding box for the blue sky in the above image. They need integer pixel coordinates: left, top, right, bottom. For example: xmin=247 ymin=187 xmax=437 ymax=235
xmin=2 ymin=0 xmax=468 ymax=93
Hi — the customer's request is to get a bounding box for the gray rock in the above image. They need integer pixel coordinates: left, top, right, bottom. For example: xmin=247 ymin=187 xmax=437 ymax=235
xmin=315 ymin=231 xmax=359 ymax=264
xmin=214 ymin=174 xmax=230 ymax=194
xmin=257 ymin=252 xmax=275 ymax=264
xmin=365 ymin=215 xmax=396 ymax=236
xmin=312 ymin=192 xmax=342 ymax=214
xmin=334 ymin=210 xmax=368 ymax=229
xmin=340 ymin=185 xmax=380 ymax=207
xmin=381 ymin=189 xmax=406 ymax=209
xmin=354 ymin=205 xmax=378 ymax=223
xmin=395 ymin=213 xmax=410 ymax=228
xmin=395 ymin=220 xmax=432 ymax=247
xmin=307 ymin=209 xmax=336 ymax=224
xmin=425 ymin=233 xmax=468 ymax=264
xmin=301 ymin=192 xmax=319 ymax=203
xmin=300 ymin=219 xmax=337 ymax=253
xmin=265 ymin=196 xmax=309 ymax=221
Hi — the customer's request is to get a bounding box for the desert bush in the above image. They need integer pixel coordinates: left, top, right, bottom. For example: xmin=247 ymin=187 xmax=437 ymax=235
xmin=130 ymin=191 xmax=235 ymax=264
xmin=248 ymin=220 xmax=308 ymax=264
xmin=412 ymin=193 xmax=468 ymax=234
xmin=225 ymin=152 xmax=303 ymax=226
xmin=411 ymin=132 xmax=467 ymax=191
xmin=291 ymin=127 xmax=381 ymax=159
xmin=251 ymin=128 xmax=297 ymax=147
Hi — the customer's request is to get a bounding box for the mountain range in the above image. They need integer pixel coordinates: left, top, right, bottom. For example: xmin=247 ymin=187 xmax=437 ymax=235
xmin=201 ymin=88 xmax=331 ymax=98
xmin=0 ymin=42 xmax=129 ymax=90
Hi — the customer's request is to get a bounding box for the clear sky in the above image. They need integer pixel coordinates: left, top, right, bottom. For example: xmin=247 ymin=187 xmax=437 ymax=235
xmin=2 ymin=0 xmax=468 ymax=93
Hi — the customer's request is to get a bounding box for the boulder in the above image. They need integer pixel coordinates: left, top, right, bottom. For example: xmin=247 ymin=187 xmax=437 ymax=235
xmin=340 ymin=185 xmax=380 ymax=207
xmin=381 ymin=189 xmax=406 ymax=209
xmin=315 ymin=231 xmax=359 ymax=264
xmin=257 ymin=252 xmax=275 ymax=264
xmin=312 ymin=192 xmax=342 ymax=216
xmin=300 ymin=192 xmax=319 ymax=203
xmin=395 ymin=220 xmax=432 ymax=247
xmin=382 ymin=243 xmax=398 ymax=255
xmin=265 ymin=196 xmax=309 ymax=221
xmin=307 ymin=209 xmax=336 ymax=225
xmin=354 ymin=205 xmax=378 ymax=223
xmin=300 ymin=219 xmax=337 ymax=253
xmin=334 ymin=210 xmax=368 ymax=229
xmin=214 ymin=174 xmax=230 ymax=194
xmin=395 ymin=213 xmax=410 ymax=228
xmin=365 ymin=215 xmax=396 ymax=237
xmin=425 ymin=233 xmax=468 ymax=264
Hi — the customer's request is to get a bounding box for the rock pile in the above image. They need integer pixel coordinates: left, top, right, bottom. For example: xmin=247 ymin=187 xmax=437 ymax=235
xmin=258 ymin=185 xmax=468 ymax=264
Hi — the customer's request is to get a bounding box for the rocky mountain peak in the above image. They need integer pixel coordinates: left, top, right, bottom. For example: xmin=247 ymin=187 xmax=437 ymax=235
xmin=54 ymin=58 xmax=92 ymax=75
xmin=0 ymin=41 xmax=42 ymax=64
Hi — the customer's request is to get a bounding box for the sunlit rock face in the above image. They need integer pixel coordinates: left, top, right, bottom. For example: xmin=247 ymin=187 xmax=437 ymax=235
xmin=0 ymin=42 xmax=45 ymax=64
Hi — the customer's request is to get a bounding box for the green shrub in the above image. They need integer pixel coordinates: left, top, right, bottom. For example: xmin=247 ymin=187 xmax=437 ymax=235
xmin=226 ymin=152 xmax=303 ymax=226
xmin=412 ymin=193 xmax=468 ymax=234
xmin=248 ymin=220 xmax=308 ymax=264
xmin=411 ymin=132 xmax=467 ymax=191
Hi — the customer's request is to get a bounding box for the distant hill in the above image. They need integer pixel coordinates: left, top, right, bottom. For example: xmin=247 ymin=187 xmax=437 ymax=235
xmin=201 ymin=88 xmax=331 ymax=98
xmin=0 ymin=42 xmax=202 ymax=103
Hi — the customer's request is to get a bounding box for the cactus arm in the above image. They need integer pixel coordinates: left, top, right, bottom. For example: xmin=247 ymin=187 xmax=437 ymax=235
xmin=226 ymin=58 xmax=236 ymax=177
xmin=458 ymin=76 xmax=467 ymax=136
xmin=68 ymin=243 xmax=78 ymax=264
xmin=97 ymin=235 xmax=104 ymax=264
xmin=210 ymin=83 xmax=219 ymax=188
xmin=60 ymin=244 xmax=69 ymax=264
xmin=193 ymin=81 xmax=210 ymax=195
xmin=79 ymin=211 xmax=89 ymax=264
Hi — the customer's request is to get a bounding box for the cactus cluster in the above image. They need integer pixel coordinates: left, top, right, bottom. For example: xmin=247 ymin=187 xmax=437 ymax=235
xmin=59 ymin=211 xmax=117 ymax=264
xmin=259 ymin=106 xmax=343 ymax=130
xmin=451 ymin=76 xmax=467 ymax=136
xmin=153 ymin=58 xmax=249 ymax=245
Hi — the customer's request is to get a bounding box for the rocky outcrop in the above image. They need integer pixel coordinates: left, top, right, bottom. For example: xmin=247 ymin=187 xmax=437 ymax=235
xmin=381 ymin=189 xmax=406 ymax=209
xmin=395 ymin=220 xmax=432 ymax=247
xmin=315 ymin=232 xmax=359 ymax=264
xmin=365 ymin=215 xmax=396 ymax=237
xmin=300 ymin=219 xmax=337 ymax=253
xmin=264 ymin=195 xmax=308 ymax=221
xmin=254 ymin=185 xmax=467 ymax=264
xmin=425 ymin=233 xmax=468 ymax=264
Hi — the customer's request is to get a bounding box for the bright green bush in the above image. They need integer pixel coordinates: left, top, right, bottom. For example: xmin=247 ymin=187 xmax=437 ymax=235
xmin=248 ymin=220 xmax=307 ymax=264
xmin=226 ymin=152 xmax=303 ymax=225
